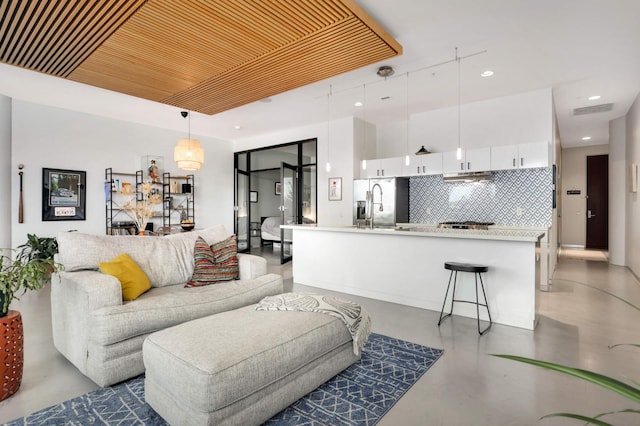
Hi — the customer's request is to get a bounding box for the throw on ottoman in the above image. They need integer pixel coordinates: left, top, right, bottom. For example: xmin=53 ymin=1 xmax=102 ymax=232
xmin=143 ymin=293 xmax=371 ymax=426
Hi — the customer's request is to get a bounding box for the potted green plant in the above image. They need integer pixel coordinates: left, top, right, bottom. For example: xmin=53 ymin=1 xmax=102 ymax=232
xmin=1 ymin=234 xmax=61 ymax=315
xmin=0 ymin=235 xmax=62 ymax=402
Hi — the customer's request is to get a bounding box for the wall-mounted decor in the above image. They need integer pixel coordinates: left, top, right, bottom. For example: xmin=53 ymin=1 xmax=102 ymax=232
xmin=42 ymin=168 xmax=86 ymax=221
xmin=275 ymin=182 xmax=281 ymax=195
xmin=250 ymin=191 xmax=258 ymax=203
xmin=329 ymin=177 xmax=342 ymax=201
xmin=142 ymin=155 xmax=163 ymax=183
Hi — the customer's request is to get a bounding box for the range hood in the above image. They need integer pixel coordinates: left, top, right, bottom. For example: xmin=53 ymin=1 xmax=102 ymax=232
xmin=443 ymin=171 xmax=492 ymax=183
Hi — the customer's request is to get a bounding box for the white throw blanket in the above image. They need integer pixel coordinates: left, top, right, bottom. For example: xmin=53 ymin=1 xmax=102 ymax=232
xmin=256 ymin=293 xmax=372 ymax=356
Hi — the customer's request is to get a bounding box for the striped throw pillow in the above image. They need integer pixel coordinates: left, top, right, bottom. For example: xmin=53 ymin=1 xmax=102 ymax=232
xmin=185 ymin=235 xmax=239 ymax=287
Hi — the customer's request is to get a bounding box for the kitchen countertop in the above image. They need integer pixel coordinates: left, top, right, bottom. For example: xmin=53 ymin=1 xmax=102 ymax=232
xmin=281 ymin=223 xmax=545 ymax=242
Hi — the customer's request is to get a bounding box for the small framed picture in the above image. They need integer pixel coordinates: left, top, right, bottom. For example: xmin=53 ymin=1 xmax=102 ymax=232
xmin=329 ymin=177 xmax=342 ymax=201
xmin=142 ymin=155 xmax=163 ymax=183
xmin=42 ymin=168 xmax=86 ymax=221
xmin=250 ymin=191 xmax=258 ymax=202
xmin=275 ymin=182 xmax=281 ymax=195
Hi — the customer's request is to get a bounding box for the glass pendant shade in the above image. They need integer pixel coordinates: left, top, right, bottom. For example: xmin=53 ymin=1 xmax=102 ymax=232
xmin=174 ymin=139 xmax=204 ymax=170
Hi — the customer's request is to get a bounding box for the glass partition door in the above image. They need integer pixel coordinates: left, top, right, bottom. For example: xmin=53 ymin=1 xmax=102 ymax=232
xmin=280 ymin=162 xmax=297 ymax=263
xmin=235 ymin=167 xmax=250 ymax=253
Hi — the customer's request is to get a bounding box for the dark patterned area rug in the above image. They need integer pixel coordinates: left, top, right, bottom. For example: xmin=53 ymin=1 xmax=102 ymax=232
xmin=7 ymin=333 xmax=443 ymax=425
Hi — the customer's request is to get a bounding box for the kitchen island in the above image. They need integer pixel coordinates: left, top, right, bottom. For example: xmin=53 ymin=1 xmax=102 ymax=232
xmin=282 ymin=224 xmax=545 ymax=330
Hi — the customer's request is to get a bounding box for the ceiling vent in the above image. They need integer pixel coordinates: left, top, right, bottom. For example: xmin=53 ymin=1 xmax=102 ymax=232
xmin=573 ymin=103 xmax=614 ymax=116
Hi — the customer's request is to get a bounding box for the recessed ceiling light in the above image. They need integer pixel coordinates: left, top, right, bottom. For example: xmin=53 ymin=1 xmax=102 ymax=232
xmin=354 ymin=101 xmax=363 ymax=107
xmin=588 ymin=95 xmax=601 ymax=101
xmin=582 ymin=136 xmax=591 ymax=141
xmin=234 ymin=125 xmax=242 ymax=130
xmin=480 ymin=70 xmax=494 ymax=77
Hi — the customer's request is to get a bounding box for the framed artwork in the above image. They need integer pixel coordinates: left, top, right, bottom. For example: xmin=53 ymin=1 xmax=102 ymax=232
xmin=142 ymin=155 xmax=163 ymax=183
xmin=275 ymin=181 xmax=281 ymax=195
xmin=42 ymin=168 xmax=86 ymax=221
xmin=250 ymin=191 xmax=258 ymax=202
xmin=329 ymin=177 xmax=342 ymax=201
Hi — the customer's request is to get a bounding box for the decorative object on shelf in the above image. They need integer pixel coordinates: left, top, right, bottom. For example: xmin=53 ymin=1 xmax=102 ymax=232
xmin=329 ymin=177 xmax=342 ymax=201
xmin=42 ymin=168 xmax=86 ymax=221
xmin=120 ymin=181 xmax=162 ymax=235
xmin=142 ymin=155 xmax=163 ymax=183
xmin=415 ymin=145 xmax=430 ymax=155
xmin=250 ymin=191 xmax=258 ymax=203
xmin=175 ymin=111 xmax=204 ymax=171
xmin=275 ymin=182 xmax=281 ymax=195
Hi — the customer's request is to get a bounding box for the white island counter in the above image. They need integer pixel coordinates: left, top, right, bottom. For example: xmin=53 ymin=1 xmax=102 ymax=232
xmin=282 ymin=224 xmax=545 ymax=330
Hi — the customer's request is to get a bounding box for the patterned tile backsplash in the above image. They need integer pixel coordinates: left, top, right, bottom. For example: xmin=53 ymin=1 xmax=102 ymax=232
xmin=409 ymin=167 xmax=553 ymax=227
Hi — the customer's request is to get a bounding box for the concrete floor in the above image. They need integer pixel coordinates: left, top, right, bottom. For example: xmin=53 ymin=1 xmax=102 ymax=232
xmin=1 ymin=249 xmax=639 ymax=425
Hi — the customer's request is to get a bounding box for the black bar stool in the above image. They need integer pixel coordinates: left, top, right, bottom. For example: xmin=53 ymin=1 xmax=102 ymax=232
xmin=437 ymin=261 xmax=492 ymax=335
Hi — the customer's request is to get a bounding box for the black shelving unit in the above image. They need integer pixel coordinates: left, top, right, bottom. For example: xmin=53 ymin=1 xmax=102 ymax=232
xmin=105 ymin=168 xmax=137 ymax=235
xmin=162 ymin=172 xmax=195 ymax=229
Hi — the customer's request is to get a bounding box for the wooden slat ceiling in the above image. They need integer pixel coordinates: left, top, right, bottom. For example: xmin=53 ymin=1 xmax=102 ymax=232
xmin=0 ymin=0 xmax=402 ymax=115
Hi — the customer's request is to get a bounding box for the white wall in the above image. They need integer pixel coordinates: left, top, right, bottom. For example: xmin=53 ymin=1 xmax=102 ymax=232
xmin=234 ymin=117 xmax=357 ymax=226
xmin=609 ymin=117 xmax=626 ymax=265
xmin=0 ymin=96 xmax=11 ymax=250
xmin=626 ymin=94 xmax=640 ymax=277
xmin=9 ymin=100 xmax=234 ymax=249
xmin=377 ymin=88 xmax=553 ymax=156
xmin=560 ymin=144 xmax=609 ymax=247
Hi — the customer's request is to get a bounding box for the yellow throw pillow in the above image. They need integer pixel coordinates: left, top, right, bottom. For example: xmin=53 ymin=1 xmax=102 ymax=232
xmin=99 ymin=253 xmax=151 ymax=301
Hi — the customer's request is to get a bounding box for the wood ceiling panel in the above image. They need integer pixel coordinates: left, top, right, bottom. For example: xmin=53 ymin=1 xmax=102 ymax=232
xmin=1 ymin=0 xmax=401 ymax=115
xmin=0 ymin=0 xmax=145 ymax=76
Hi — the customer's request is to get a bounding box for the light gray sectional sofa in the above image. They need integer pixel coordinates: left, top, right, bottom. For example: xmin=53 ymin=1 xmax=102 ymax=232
xmin=51 ymin=225 xmax=283 ymax=387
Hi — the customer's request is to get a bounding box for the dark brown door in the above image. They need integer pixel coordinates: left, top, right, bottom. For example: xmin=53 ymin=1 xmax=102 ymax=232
xmin=586 ymin=155 xmax=608 ymax=249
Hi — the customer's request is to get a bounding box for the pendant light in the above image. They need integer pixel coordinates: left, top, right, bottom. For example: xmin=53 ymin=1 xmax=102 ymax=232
xmin=325 ymin=85 xmax=332 ymax=173
xmin=175 ymin=111 xmax=204 ymax=171
xmin=456 ymin=47 xmax=462 ymax=161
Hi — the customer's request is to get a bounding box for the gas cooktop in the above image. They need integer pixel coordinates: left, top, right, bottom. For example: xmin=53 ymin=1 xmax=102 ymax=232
xmin=437 ymin=221 xmax=495 ymax=230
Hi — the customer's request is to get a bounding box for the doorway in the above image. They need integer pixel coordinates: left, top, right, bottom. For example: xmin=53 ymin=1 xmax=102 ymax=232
xmin=586 ymin=154 xmax=608 ymax=249
xmin=234 ymin=139 xmax=317 ymax=263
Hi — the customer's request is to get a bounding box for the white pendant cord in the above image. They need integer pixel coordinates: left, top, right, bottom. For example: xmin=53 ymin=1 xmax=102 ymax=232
xmin=456 ymin=47 xmax=462 ymax=161
xmin=326 ymin=85 xmax=332 ymax=173
xmin=405 ymin=72 xmax=410 ymax=166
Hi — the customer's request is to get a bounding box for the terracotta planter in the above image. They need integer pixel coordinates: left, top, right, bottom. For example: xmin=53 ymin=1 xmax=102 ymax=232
xmin=0 ymin=310 xmax=23 ymax=402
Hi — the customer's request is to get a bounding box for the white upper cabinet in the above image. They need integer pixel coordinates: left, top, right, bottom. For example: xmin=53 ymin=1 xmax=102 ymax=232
xmin=442 ymin=148 xmax=491 ymax=173
xmin=403 ymin=153 xmax=443 ymax=176
xmin=465 ymin=147 xmax=491 ymax=172
xmin=490 ymin=141 xmax=549 ymax=171
xmin=517 ymin=141 xmax=550 ymax=169
xmin=491 ymin=144 xmax=520 ymax=170
xmin=361 ymin=156 xmax=403 ymax=178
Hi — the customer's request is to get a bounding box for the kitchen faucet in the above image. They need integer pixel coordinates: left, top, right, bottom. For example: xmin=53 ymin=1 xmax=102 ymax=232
xmin=367 ymin=183 xmax=384 ymax=229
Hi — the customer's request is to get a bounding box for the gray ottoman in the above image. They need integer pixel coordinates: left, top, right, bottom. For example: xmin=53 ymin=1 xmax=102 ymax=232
xmin=143 ymin=304 xmax=361 ymax=426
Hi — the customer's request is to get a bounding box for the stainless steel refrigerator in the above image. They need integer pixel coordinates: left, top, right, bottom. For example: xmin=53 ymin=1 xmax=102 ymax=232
xmin=353 ymin=177 xmax=409 ymax=227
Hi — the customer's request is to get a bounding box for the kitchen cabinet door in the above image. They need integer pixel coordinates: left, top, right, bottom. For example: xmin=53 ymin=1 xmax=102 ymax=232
xmin=518 ymin=141 xmax=549 ymax=169
xmin=464 ymin=147 xmax=491 ymax=172
xmin=360 ymin=159 xmax=380 ymax=178
xmin=403 ymin=153 xmax=443 ymax=176
xmin=491 ymin=144 xmax=519 ymax=170
xmin=442 ymin=150 xmax=464 ymax=173
xmin=422 ymin=152 xmax=443 ymax=175
xmin=361 ymin=157 xmax=403 ymax=178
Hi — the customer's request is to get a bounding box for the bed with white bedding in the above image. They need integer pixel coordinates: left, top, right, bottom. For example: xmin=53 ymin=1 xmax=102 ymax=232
xmin=261 ymin=216 xmax=283 ymax=244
